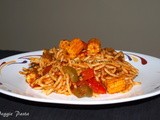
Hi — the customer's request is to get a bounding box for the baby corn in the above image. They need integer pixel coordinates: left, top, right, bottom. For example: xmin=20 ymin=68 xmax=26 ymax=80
xmin=105 ymin=78 xmax=126 ymax=94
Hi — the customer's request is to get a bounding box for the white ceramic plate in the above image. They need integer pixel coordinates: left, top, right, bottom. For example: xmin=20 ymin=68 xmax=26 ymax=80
xmin=0 ymin=51 xmax=160 ymax=105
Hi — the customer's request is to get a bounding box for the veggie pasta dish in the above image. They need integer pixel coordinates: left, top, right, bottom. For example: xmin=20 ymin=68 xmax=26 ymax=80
xmin=20 ymin=38 xmax=139 ymax=98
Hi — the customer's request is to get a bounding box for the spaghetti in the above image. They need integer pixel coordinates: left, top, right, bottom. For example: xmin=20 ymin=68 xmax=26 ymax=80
xmin=20 ymin=38 xmax=139 ymax=98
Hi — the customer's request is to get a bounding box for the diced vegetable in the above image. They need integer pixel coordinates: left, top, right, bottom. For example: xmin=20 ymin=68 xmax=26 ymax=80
xmin=105 ymin=77 xmax=126 ymax=94
xmin=87 ymin=38 xmax=101 ymax=54
xmin=67 ymin=38 xmax=85 ymax=58
xmin=87 ymin=78 xmax=106 ymax=94
xmin=71 ymin=85 xmax=93 ymax=98
xmin=59 ymin=40 xmax=70 ymax=51
xmin=81 ymin=68 xmax=95 ymax=80
xmin=62 ymin=66 xmax=79 ymax=82
xmin=80 ymin=68 xmax=106 ymax=94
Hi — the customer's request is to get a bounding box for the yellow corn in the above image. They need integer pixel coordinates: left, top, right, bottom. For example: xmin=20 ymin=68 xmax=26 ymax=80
xmin=87 ymin=38 xmax=101 ymax=54
xmin=67 ymin=38 xmax=85 ymax=58
xmin=59 ymin=40 xmax=70 ymax=51
xmin=105 ymin=78 xmax=126 ymax=94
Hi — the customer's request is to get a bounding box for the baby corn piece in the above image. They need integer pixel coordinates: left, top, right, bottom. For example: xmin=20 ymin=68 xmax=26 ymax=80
xmin=87 ymin=38 xmax=101 ymax=54
xmin=105 ymin=78 xmax=126 ymax=94
xmin=67 ymin=38 xmax=85 ymax=58
xmin=59 ymin=40 xmax=70 ymax=51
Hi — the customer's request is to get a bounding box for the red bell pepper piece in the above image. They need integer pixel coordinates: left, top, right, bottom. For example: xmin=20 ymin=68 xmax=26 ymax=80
xmin=86 ymin=78 xmax=106 ymax=94
xmin=80 ymin=68 xmax=106 ymax=94
xmin=81 ymin=68 xmax=95 ymax=80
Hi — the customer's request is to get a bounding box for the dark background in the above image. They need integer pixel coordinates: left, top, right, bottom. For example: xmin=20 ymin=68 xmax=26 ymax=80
xmin=1 ymin=0 xmax=160 ymax=58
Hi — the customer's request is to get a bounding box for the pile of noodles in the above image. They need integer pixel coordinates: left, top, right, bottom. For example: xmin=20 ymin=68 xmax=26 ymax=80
xmin=20 ymin=40 xmax=139 ymax=96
